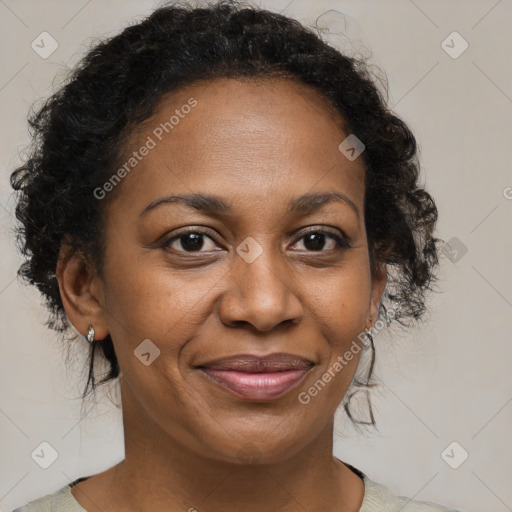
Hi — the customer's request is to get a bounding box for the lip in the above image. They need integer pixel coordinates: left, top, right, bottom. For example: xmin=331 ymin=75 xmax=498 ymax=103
xmin=196 ymin=353 xmax=314 ymax=400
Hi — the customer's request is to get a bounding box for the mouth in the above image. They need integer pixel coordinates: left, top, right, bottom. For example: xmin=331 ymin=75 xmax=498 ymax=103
xmin=195 ymin=353 xmax=314 ymax=401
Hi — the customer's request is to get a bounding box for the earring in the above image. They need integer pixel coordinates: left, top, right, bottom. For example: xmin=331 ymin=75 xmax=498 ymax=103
xmin=86 ymin=325 xmax=95 ymax=343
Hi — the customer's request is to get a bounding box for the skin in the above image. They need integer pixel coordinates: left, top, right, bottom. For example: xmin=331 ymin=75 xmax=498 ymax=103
xmin=57 ymin=77 xmax=387 ymax=512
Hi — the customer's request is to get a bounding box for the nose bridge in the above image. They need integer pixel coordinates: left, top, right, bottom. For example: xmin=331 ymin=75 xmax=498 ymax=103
xmin=237 ymin=240 xmax=290 ymax=301
xmin=220 ymin=235 xmax=302 ymax=331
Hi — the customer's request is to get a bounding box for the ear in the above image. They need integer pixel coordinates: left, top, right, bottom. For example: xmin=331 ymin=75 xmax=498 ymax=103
xmin=56 ymin=242 xmax=109 ymax=341
xmin=368 ymin=261 xmax=387 ymax=328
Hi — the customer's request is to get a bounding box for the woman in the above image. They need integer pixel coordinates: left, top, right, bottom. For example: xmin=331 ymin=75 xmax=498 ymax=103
xmin=10 ymin=1 xmax=460 ymax=510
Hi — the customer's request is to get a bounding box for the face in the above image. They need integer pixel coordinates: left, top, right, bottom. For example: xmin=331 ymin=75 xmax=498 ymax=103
xmin=64 ymin=77 xmax=386 ymax=464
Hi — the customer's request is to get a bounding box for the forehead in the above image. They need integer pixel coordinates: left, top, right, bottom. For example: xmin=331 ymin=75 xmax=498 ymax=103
xmin=107 ymin=77 xmax=365 ymax=217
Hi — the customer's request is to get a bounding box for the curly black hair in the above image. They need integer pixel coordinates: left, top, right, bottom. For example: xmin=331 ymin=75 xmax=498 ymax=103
xmin=9 ymin=0 xmax=443 ymax=425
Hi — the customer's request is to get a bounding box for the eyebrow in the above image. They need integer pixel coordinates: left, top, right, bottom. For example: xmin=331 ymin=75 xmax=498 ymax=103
xmin=139 ymin=191 xmax=359 ymax=219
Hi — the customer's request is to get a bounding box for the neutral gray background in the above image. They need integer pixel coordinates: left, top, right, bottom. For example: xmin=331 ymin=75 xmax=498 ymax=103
xmin=1 ymin=1 xmax=511 ymax=511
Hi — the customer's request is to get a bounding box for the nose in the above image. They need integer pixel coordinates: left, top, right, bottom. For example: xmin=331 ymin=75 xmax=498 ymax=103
xmin=218 ymin=248 xmax=304 ymax=332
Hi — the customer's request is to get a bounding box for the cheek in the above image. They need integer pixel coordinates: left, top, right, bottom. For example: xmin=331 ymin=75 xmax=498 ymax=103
xmin=100 ymin=253 xmax=210 ymax=419
xmin=103 ymin=240 xmax=198 ymax=333
xmin=311 ymin=252 xmax=372 ymax=350
xmin=100 ymin=243 xmax=225 ymax=381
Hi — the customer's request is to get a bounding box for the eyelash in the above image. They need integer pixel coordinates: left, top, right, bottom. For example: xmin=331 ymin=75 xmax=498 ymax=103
xmin=161 ymin=226 xmax=351 ymax=255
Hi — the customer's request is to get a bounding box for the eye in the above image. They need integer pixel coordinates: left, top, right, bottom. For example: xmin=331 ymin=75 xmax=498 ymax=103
xmin=162 ymin=229 xmax=220 ymax=254
xmin=290 ymin=228 xmax=351 ymax=252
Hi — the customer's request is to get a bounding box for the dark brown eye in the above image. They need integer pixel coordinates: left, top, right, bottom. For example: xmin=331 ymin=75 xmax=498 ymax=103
xmin=291 ymin=229 xmax=351 ymax=252
xmin=163 ymin=231 xmax=218 ymax=253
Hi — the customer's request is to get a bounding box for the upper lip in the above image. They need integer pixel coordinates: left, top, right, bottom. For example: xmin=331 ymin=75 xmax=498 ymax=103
xmin=196 ymin=353 xmax=314 ymax=372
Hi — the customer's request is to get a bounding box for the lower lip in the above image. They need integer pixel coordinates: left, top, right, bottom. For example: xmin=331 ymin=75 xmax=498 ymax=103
xmin=199 ymin=368 xmax=310 ymax=400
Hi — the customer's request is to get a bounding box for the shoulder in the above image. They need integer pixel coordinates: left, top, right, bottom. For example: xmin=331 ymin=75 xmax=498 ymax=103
xmin=11 ymin=478 xmax=87 ymax=512
xmin=360 ymin=472 xmax=462 ymax=512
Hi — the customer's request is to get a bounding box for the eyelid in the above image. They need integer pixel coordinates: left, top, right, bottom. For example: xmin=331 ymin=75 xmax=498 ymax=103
xmin=297 ymin=225 xmax=350 ymax=243
xmin=170 ymin=225 xmax=219 ymax=239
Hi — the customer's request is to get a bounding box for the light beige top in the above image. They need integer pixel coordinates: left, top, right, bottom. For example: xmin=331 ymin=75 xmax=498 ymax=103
xmin=12 ymin=465 xmax=461 ymax=511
